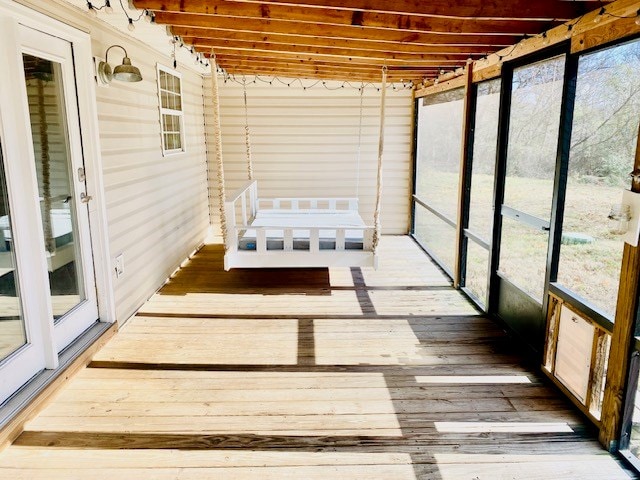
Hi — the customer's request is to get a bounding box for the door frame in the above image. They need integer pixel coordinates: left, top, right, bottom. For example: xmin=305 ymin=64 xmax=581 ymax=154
xmin=0 ymin=2 xmax=116 ymax=331
xmin=487 ymin=45 xmax=575 ymax=352
xmin=19 ymin=25 xmax=101 ymax=353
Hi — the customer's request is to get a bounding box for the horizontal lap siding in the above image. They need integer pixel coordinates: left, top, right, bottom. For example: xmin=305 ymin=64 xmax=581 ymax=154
xmin=89 ymin=30 xmax=209 ymax=322
xmin=204 ymin=78 xmax=413 ymax=235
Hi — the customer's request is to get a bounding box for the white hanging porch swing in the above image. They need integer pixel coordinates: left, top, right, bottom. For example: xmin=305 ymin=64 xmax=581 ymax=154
xmin=210 ymin=59 xmax=387 ymax=270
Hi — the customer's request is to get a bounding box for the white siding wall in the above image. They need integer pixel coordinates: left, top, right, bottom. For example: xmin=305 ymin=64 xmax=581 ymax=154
xmin=20 ymin=1 xmax=211 ymax=323
xmin=89 ymin=31 xmax=210 ymax=322
xmin=205 ymin=77 xmax=413 ymax=235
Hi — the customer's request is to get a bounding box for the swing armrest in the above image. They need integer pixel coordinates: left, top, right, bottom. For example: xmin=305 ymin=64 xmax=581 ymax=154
xmin=226 ymin=180 xmax=258 ymax=205
xmin=224 ymin=180 xmax=259 ymax=251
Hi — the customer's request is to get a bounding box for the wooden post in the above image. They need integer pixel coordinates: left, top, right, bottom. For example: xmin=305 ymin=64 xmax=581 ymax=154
xmin=599 ymin=122 xmax=640 ymax=451
xmin=453 ymin=60 xmax=474 ymax=288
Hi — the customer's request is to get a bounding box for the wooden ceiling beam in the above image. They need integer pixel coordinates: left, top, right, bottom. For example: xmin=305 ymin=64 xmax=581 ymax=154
xmin=158 ymin=14 xmax=522 ymax=45
xmin=213 ymin=55 xmax=440 ymax=78
xmin=181 ymin=33 xmax=492 ymax=56
xmin=221 ymin=65 xmax=428 ymax=78
xmin=214 ymin=56 xmax=439 ymax=73
xmin=141 ymin=2 xmax=556 ymax=36
xmin=202 ymin=48 xmax=465 ymax=66
xmin=216 ymin=62 xmax=435 ymax=78
xmin=190 ymin=0 xmax=605 ymax=21
xmin=188 ymin=38 xmax=483 ymax=61
xmin=181 ymin=36 xmax=492 ymax=58
xmin=168 ymin=24 xmax=515 ymax=47
xmin=216 ymin=64 xmax=436 ymax=81
xmin=220 ymin=66 xmax=424 ymax=82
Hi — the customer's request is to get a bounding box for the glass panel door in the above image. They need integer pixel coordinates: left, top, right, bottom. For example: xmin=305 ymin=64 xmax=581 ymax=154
xmin=19 ymin=26 xmax=98 ymax=352
xmin=22 ymin=53 xmax=85 ymax=320
xmin=0 ymin=125 xmax=51 ymax=403
xmin=0 ymin=14 xmax=99 ymax=405
xmin=0 ymin=142 xmax=25 ymax=360
xmin=0 ymin=17 xmax=52 ymax=403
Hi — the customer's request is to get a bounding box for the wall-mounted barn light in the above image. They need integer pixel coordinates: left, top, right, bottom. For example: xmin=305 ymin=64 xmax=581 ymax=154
xmin=97 ymin=45 xmax=142 ymax=84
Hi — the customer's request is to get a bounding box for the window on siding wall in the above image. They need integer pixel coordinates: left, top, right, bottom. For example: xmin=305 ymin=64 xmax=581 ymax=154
xmin=157 ymin=64 xmax=184 ymax=154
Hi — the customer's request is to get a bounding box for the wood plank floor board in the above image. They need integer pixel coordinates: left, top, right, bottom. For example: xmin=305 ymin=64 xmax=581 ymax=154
xmin=0 ymin=236 xmax=634 ymax=479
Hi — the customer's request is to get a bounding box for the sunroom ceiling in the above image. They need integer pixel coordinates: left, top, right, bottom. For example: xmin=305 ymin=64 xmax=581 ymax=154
xmin=134 ymin=0 xmax=607 ymax=83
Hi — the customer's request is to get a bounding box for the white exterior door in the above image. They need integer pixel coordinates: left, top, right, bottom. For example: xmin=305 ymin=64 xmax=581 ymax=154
xmin=19 ymin=25 xmax=99 ymax=352
xmin=0 ymin=18 xmax=100 ymax=403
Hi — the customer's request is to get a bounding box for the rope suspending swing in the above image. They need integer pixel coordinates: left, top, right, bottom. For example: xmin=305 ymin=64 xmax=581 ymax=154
xmin=355 ymin=82 xmax=364 ymax=200
xmin=372 ymin=65 xmax=387 ymax=254
xmin=210 ymin=54 xmax=228 ymax=249
xmin=243 ymin=76 xmax=254 ymax=181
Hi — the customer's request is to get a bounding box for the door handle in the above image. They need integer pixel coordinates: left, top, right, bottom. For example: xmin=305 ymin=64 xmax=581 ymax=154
xmin=80 ymin=192 xmax=92 ymax=204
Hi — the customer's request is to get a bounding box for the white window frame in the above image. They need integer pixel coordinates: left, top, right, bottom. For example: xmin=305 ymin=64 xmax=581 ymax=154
xmin=156 ymin=64 xmax=185 ymax=155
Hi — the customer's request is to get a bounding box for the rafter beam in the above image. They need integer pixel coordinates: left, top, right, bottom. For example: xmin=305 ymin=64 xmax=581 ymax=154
xmin=214 ymin=54 xmax=439 ymax=74
xmin=168 ymin=24 xmax=515 ymax=48
xmin=201 ymin=48 xmax=465 ymax=67
xmin=216 ymin=59 xmax=434 ymax=77
xmin=194 ymin=0 xmax=605 ymax=21
xmin=221 ymin=65 xmax=427 ymax=77
xmin=139 ymin=1 xmax=557 ymax=35
xmin=188 ymin=38 xmax=483 ymax=62
xmin=218 ymin=65 xmax=422 ymax=82
xmin=158 ymin=13 xmax=522 ymax=45
xmin=214 ymin=58 xmax=437 ymax=80
xmin=175 ymin=28 xmax=499 ymax=56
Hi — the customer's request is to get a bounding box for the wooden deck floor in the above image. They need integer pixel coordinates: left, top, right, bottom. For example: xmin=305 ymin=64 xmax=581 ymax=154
xmin=0 ymin=236 xmax=634 ymax=479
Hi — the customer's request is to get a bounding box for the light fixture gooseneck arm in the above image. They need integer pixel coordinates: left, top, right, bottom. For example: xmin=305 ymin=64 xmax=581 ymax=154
xmin=104 ymin=45 xmax=128 ymax=64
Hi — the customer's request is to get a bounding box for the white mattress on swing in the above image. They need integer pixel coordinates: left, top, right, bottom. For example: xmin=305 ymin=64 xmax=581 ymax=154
xmin=238 ymin=208 xmax=366 ymax=251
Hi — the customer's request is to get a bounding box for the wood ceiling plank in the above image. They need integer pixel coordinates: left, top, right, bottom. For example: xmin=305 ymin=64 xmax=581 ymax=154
xmin=181 ymin=0 xmax=603 ymax=21
xmin=203 ymin=48 xmax=466 ymax=66
xmin=188 ymin=38 xmax=483 ymax=61
xmin=177 ymin=30 xmax=495 ymax=55
xmin=221 ymin=64 xmax=423 ymax=76
xmin=215 ymin=57 xmax=432 ymax=71
xmin=218 ymin=65 xmax=433 ymax=79
xmin=214 ymin=57 xmax=440 ymax=80
xmin=221 ymin=67 xmax=423 ymax=82
xmin=167 ymin=22 xmax=517 ymax=47
xmin=218 ymin=59 xmax=438 ymax=78
xmin=157 ymin=13 xmax=522 ymax=45
xmin=214 ymin=57 xmax=437 ymax=73
xmin=142 ymin=3 xmax=554 ymax=36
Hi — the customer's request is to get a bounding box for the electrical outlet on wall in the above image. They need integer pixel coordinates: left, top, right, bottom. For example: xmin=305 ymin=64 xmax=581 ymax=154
xmin=115 ymin=253 xmax=125 ymax=278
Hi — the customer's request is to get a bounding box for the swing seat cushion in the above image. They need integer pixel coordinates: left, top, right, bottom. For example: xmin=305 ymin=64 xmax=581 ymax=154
xmin=238 ymin=209 xmax=366 ymax=251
